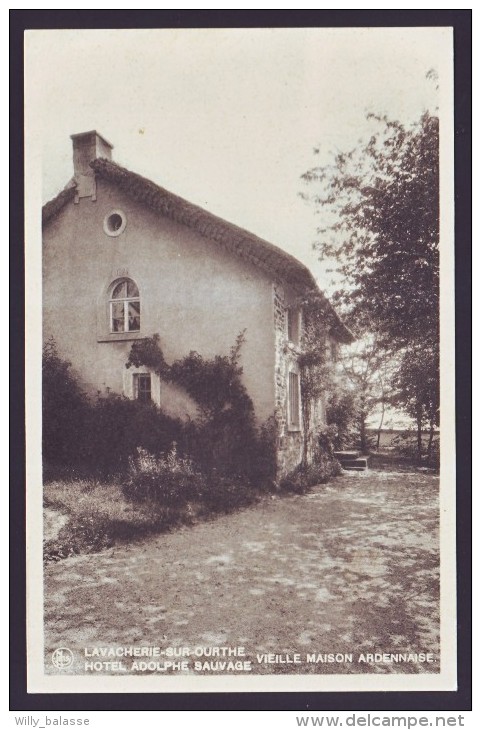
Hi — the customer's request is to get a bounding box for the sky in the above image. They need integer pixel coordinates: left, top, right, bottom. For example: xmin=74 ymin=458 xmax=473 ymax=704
xmin=26 ymin=27 xmax=449 ymax=291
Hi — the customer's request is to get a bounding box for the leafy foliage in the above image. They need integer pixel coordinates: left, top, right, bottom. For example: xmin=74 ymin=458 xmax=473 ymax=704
xmin=122 ymin=445 xmax=206 ymax=505
xmin=123 ymin=444 xmax=259 ymax=525
xmin=42 ymin=338 xmax=90 ymax=468
xmin=333 ymin=337 xmax=396 ymax=452
xmin=126 ymin=332 xmax=277 ymax=484
xmin=43 ymin=339 xmax=185 ymax=477
xmin=126 ymin=333 xmax=170 ymax=376
xmin=280 ymin=428 xmax=341 ymax=494
xmin=392 ymin=341 xmax=439 ymax=461
xmin=44 ymin=334 xmax=277 ymax=486
xmin=302 ymin=112 xmax=439 ymax=347
xmin=326 ymin=389 xmax=359 ymax=450
xmin=302 ymin=110 xmax=440 ymax=456
xmin=86 ymin=396 xmax=185 ymax=476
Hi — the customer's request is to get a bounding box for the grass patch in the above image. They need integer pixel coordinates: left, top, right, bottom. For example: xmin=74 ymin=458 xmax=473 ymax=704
xmin=43 ymin=479 xmax=192 ymax=561
xmin=368 ymin=451 xmax=439 ymax=473
xmin=44 ymin=475 xmax=260 ymax=562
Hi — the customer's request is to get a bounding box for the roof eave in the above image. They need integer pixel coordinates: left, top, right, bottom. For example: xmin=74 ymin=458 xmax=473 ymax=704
xmin=91 ymin=157 xmax=318 ymax=294
xmin=41 ymin=157 xmax=353 ymax=342
xmin=42 ymin=181 xmax=77 ymax=225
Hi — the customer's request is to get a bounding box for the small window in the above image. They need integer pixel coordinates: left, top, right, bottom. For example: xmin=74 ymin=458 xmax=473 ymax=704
xmin=133 ymin=373 xmax=151 ymax=403
xmin=287 ymin=307 xmax=301 ymax=345
xmin=109 ymin=278 xmax=140 ymax=333
xmin=330 ymin=339 xmax=338 ymax=363
xmin=288 ymin=371 xmax=301 ymax=429
xmin=103 ymin=209 xmax=127 ymax=237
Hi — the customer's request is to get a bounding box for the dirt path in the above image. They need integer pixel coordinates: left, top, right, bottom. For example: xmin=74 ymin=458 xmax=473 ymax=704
xmin=44 ymin=469 xmax=439 ymax=675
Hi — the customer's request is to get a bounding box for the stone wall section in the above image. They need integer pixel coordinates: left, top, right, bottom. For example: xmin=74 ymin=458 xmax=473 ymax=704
xmin=273 ymin=283 xmax=303 ymax=478
xmin=273 ymin=283 xmax=334 ymax=480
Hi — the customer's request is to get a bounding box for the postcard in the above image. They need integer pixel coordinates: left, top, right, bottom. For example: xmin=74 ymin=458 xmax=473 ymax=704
xmin=24 ymin=26 xmax=456 ymax=694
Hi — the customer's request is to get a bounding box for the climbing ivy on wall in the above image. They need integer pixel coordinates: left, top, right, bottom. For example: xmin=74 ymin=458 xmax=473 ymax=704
xmin=126 ymin=331 xmax=276 ymax=482
xmin=126 ymin=331 xmax=252 ymax=419
xmin=295 ymin=292 xmax=335 ymax=464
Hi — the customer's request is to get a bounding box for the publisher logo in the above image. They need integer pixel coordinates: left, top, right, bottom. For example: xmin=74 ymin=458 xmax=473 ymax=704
xmin=52 ymin=647 xmax=74 ymax=669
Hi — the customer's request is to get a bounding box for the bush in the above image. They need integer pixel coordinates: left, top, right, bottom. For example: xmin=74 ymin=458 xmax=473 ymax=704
xmin=122 ymin=446 xmax=206 ymax=505
xmin=43 ymin=336 xmax=276 ymax=491
xmin=197 ymin=474 xmax=259 ymax=514
xmin=391 ymin=431 xmax=440 ymax=469
xmin=123 ymin=445 xmax=260 ymax=515
xmin=126 ymin=333 xmax=278 ymax=487
xmin=280 ymin=460 xmax=340 ymax=495
xmin=392 ymin=432 xmax=419 ymax=460
xmin=280 ymin=429 xmax=341 ymax=494
xmin=426 ymin=439 xmax=440 ymax=468
xmin=42 ymin=339 xmax=91 ymax=468
xmin=86 ymin=396 xmax=184 ymax=477
xmin=326 ymin=390 xmax=358 ymax=450
xmin=179 ymin=411 xmax=276 ymax=488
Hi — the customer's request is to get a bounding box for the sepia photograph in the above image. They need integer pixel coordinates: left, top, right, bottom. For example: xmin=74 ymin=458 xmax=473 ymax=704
xmin=23 ymin=23 xmax=457 ymax=694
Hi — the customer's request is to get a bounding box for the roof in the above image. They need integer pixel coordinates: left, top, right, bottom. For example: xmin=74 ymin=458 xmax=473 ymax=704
xmin=42 ymin=181 xmax=76 ymax=225
xmin=42 ymin=157 xmax=353 ymax=343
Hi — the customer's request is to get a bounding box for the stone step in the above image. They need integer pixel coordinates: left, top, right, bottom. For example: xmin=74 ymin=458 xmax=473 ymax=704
xmin=334 ymin=450 xmax=360 ymax=459
xmin=339 ymin=457 xmax=369 ymax=473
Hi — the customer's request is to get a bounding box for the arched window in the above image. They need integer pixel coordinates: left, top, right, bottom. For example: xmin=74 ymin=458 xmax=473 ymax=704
xmin=109 ymin=278 xmax=140 ymax=333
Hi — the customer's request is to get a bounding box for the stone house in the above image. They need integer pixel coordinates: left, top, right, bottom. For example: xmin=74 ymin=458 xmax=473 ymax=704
xmin=42 ymin=131 xmax=353 ymax=477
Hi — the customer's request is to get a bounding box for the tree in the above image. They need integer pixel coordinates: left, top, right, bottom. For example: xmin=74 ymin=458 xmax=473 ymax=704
xmin=341 ymin=337 xmax=396 ymax=453
xmin=393 ymin=341 xmax=440 ymax=461
xmin=326 ymin=336 xmax=396 ymax=454
xmin=303 ymin=112 xmax=439 ymax=455
xmin=302 ymin=110 xmax=440 ymax=459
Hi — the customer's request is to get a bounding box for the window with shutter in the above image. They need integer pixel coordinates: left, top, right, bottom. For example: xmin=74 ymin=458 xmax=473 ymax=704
xmin=287 ymin=307 xmax=301 ymax=345
xmin=288 ymin=371 xmax=300 ymax=429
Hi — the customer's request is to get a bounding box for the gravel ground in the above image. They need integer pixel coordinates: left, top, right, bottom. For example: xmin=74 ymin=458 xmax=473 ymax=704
xmin=44 ymin=468 xmax=439 ymax=676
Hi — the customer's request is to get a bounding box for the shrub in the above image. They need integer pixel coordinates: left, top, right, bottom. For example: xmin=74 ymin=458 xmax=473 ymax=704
xmin=197 ymin=474 xmax=259 ymax=514
xmin=280 ymin=460 xmax=339 ymax=495
xmin=43 ymin=341 xmax=186 ymax=479
xmin=42 ymin=339 xmax=91 ymax=468
xmin=392 ymin=431 xmax=419 ymax=460
xmin=280 ymin=427 xmax=341 ymax=494
xmin=391 ymin=431 xmax=440 ymax=469
xmin=43 ymin=340 xmax=276 ymax=490
xmin=126 ymin=333 xmax=277 ymax=486
xmin=122 ymin=445 xmax=260 ymax=517
xmin=426 ymin=439 xmax=440 ymax=468
xmin=122 ymin=446 xmax=206 ymax=505
xmin=326 ymin=390 xmax=358 ymax=450
xmin=85 ymin=396 xmax=184 ymax=477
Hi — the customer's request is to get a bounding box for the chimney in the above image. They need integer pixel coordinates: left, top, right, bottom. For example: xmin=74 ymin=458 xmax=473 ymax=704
xmin=70 ymin=130 xmax=113 ymax=202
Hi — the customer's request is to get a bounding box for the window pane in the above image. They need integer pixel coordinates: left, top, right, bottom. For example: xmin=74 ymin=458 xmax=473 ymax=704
xmin=111 ymin=301 xmax=125 ymax=332
xmin=288 ymin=308 xmax=300 ymax=344
xmin=112 ymin=281 xmax=127 ymax=299
xmin=126 ymin=280 xmax=139 ymax=298
xmin=128 ymin=300 xmax=140 ymax=331
xmin=289 ymin=372 xmax=300 ymax=427
xmin=134 ymin=374 xmax=151 ymax=403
